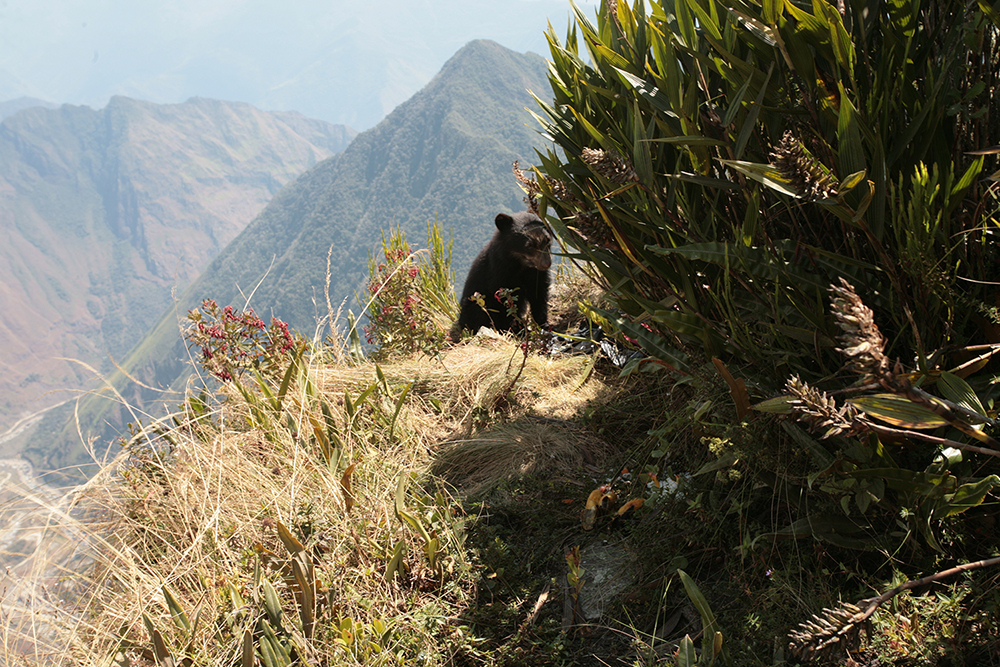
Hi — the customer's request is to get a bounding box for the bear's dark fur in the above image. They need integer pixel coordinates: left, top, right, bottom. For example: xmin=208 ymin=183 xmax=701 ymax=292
xmin=453 ymin=211 xmax=552 ymax=338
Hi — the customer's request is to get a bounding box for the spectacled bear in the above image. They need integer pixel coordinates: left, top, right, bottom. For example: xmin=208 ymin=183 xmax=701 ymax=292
xmin=453 ymin=211 xmax=552 ymax=339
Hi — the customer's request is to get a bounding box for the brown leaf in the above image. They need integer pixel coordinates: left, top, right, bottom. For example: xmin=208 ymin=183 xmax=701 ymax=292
xmin=582 ymin=484 xmax=616 ymax=530
xmin=712 ymin=358 xmax=751 ymax=418
xmin=341 ymin=463 xmax=357 ymax=513
xmin=616 ymin=498 xmax=644 ymax=517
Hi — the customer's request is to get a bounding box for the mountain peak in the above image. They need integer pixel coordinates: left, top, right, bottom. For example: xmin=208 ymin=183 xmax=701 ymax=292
xmin=431 ymin=38 xmax=547 ymax=93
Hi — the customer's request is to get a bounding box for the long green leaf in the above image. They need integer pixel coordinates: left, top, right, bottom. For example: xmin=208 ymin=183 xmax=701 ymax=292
xmin=162 ymin=585 xmax=191 ymax=634
xmin=678 ymin=570 xmax=729 ymax=665
xmin=276 ymin=520 xmax=305 ymax=555
xmin=675 ymin=0 xmax=697 ymax=48
xmin=398 ymin=509 xmax=432 ymax=544
xmin=261 ymin=577 xmax=283 ymax=627
xmin=753 ymin=395 xmax=793 ymax=414
xmin=937 ymin=372 xmax=989 ymax=423
xmin=291 ymin=555 xmax=315 ymax=639
xmin=646 ymin=135 xmax=727 ymax=146
xmin=734 ymin=62 xmax=773 ymax=160
xmin=394 ymin=472 xmax=411 ymax=523
xmin=142 ymin=614 xmax=172 ymax=664
xmin=721 ymin=67 xmax=755 ymax=128
xmin=935 ymin=475 xmax=1000 ymax=518
xmin=848 ymin=394 xmax=949 ymax=429
xmin=616 ymin=318 xmax=691 ymax=369
xmin=241 ymin=626 xmax=254 ymax=667
xmin=385 ymin=540 xmax=406 ymax=581
xmin=719 ymin=159 xmax=798 ymax=196
xmin=614 ymin=67 xmax=678 ymax=117
xmin=677 ymin=635 xmax=697 ymax=667
xmin=389 ymin=382 xmax=412 ymax=441
xmin=836 ymin=84 xmax=866 ymax=179
xmin=275 ymin=343 xmax=305 ymax=412
xmin=682 ymin=0 xmax=722 ymax=41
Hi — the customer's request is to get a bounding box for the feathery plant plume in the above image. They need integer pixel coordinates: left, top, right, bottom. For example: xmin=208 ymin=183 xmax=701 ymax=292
xmin=788 ymin=555 xmax=1000 ymax=662
xmin=771 ymin=131 xmax=839 ymax=200
xmin=513 ymin=160 xmax=542 ymax=214
xmin=513 ymin=159 xmax=585 ymax=216
xmin=522 ymin=160 xmax=614 ymax=247
xmin=581 ymin=147 xmax=638 ymax=184
xmin=545 ymin=176 xmax=580 ymax=208
xmin=829 ymin=278 xmax=894 ymax=385
xmin=787 ymin=601 xmax=867 ymax=663
xmin=573 ymin=211 xmax=617 ymax=248
xmin=785 ymin=375 xmax=863 ymax=439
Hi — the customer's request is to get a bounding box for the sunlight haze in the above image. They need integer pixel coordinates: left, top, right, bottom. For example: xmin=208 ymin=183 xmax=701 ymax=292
xmin=0 ymin=0 xmax=597 ymax=129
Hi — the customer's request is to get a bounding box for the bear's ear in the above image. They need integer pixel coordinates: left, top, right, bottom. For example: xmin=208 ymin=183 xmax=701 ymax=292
xmin=495 ymin=213 xmax=514 ymax=232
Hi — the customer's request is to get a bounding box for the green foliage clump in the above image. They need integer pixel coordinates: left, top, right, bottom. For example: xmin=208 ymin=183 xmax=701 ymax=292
xmin=530 ymin=0 xmax=1000 ymax=384
xmin=522 ymin=2 xmax=1000 ymax=659
xmin=525 ymin=0 xmax=1000 ymax=547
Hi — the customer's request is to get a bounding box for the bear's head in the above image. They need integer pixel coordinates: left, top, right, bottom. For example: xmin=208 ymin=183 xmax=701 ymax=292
xmin=495 ymin=212 xmax=552 ymax=272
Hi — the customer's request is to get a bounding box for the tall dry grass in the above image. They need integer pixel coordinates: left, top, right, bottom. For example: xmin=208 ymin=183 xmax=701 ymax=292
xmin=0 ymin=333 xmax=607 ymax=665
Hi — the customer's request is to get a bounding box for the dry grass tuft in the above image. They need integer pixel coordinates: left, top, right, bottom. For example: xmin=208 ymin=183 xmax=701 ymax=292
xmin=431 ymin=420 xmax=613 ymax=497
xmin=315 ymin=335 xmax=603 ymax=435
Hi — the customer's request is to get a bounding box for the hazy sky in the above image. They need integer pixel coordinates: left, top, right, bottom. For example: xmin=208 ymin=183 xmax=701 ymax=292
xmin=0 ymin=0 xmax=598 ymax=129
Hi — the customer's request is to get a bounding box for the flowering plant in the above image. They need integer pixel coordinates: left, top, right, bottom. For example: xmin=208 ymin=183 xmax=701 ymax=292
xmin=363 ymin=223 xmax=456 ymax=359
xmin=185 ymin=299 xmax=303 ymax=382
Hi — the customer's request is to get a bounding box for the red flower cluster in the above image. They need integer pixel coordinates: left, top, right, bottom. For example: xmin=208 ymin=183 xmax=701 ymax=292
xmin=185 ymin=299 xmax=303 ymax=382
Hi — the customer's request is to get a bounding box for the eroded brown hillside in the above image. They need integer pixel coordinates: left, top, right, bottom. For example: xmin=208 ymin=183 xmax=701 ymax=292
xmin=0 ymin=97 xmax=355 ymax=439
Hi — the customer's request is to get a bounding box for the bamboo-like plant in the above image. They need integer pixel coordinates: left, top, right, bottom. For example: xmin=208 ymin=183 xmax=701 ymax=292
xmin=531 ymin=0 xmax=1000 ymax=385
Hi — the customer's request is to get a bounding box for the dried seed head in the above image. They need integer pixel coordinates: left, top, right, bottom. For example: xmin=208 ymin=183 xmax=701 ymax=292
xmin=581 ymin=147 xmax=638 ymax=184
xmin=513 ymin=160 xmax=542 ymax=214
xmin=787 ymin=601 xmax=866 ymax=662
xmin=772 ymin=131 xmax=839 ymax=200
xmin=829 ymin=278 xmax=893 ymax=385
xmin=785 ymin=375 xmax=863 ymax=439
xmin=606 ymin=0 xmax=623 ymax=34
xmin=546 ymin=177 xmax=577 ymax=206
xmin=573 ymin=211 xmax=617 ymax=248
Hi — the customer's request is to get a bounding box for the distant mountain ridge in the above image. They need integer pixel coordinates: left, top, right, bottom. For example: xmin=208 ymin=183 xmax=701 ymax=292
xmin=0 ymin=97 xmax=356 ymax=444
xmin=24 ymin=39 xmax=551 ymax=477
xmin=0 ymin=96 xmax=58 ymax=120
